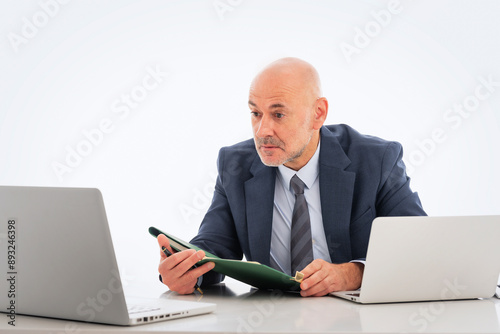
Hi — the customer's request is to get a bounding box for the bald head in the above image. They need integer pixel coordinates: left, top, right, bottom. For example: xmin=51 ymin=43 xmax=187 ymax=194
xmin=250 ymin=57 xmax=322 ymax=103
xmin=248 ymin=57 xmax=328 ymax=170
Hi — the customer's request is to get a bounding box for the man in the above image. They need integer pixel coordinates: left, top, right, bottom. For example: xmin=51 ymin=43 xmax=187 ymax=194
xmin=157 ymin=57 xmax=426 ymax=297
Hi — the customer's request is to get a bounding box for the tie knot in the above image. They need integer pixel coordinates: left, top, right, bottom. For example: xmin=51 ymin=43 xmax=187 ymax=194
xmin=290 ymin=175 xmax=306 ymax=195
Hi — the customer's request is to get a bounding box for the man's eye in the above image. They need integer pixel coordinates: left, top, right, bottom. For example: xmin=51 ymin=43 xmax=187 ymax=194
xmin=275 ymin=113 xmax=284 ymax=119
xmin=250 ymin=111 xmax=260 ymax=117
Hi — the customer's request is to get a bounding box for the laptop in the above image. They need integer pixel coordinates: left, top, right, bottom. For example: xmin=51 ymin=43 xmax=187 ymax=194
xmin=0 ymin=185 xmax=215 ymax=325
xmin=331 ymin=215 xmax=500 ymax=304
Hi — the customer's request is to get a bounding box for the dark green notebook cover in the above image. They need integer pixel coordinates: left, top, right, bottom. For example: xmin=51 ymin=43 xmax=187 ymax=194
xmin=149 ymin=226 xmax=301 ymax=291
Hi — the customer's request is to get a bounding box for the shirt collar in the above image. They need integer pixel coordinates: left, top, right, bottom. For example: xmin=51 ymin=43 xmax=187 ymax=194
xmin=277 ymin=140 xmax=320 ymax=192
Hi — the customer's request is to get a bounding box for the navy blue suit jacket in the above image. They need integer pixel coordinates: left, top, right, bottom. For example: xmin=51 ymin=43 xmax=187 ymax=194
xmin=191 ymin=124 xmax=426 ymax=285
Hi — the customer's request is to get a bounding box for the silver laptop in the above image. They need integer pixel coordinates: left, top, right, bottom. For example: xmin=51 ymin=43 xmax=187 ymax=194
xmin=331 ymin=215 xmax=500 ymax=304
xmin=0 ymin=185 xmax=215 ymax=325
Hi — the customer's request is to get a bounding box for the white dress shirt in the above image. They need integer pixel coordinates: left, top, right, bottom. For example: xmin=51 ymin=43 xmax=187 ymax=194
xmin=270 ymin=142 xmax=333 ymax=275
xmin=270 ymin=141 xmax=365 ymax=276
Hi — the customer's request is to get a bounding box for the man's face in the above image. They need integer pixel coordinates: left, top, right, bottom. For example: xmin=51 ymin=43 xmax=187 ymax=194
xmin=248 ymin=79 xmax=316 ymax=169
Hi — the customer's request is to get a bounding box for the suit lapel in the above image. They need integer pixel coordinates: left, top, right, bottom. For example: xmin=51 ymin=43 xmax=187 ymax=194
xmin=319 ymin=127 xmax=356 ymax=263
xmin=244 ymin=156 xmax=276 ymax=265
xmin=243 ymin=127 xmax=355 ymax=265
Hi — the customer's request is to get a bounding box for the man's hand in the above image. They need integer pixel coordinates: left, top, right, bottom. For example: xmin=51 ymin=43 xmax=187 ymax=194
xmin=299 ymin=259 xmax=364 ymax=297
xmin=157 ymin=234 xmax=215 ymax=294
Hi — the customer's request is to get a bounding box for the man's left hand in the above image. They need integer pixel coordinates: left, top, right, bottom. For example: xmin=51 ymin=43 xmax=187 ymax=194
xmin=299 ymin=260 xmax=364 ymax=297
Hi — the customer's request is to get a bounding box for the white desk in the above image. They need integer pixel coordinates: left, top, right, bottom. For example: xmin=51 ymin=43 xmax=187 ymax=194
xmin=2 ymin=278 xmax=499 ymax=333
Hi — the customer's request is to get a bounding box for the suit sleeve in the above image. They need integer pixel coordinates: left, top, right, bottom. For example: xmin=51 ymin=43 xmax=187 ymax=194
xmin=189 ymin=148 xmax=244 ymax=286
xmin=350 ymin=142 xmax=426 ymax=261
xmin=375 ymin=142 xmax=426 ymax=217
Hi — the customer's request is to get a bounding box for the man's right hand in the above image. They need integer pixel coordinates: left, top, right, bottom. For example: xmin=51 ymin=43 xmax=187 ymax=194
xmin=157 ymin=234 xmax=215 ymax=294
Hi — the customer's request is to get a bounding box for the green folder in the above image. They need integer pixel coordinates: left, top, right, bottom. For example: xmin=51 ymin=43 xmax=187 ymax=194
xmin=149 ymin=226 xmax=301 ymax=291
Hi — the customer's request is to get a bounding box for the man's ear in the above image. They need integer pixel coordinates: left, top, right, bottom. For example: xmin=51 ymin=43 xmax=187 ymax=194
xmin=312 ymin=97 xmax=328 ymax=130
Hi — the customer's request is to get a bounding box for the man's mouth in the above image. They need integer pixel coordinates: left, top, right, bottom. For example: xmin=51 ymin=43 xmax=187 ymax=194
xmin=256 ymin=137 xmax=285 ymax=153
xmin=260 ymin=145 xmax=281 ymax=150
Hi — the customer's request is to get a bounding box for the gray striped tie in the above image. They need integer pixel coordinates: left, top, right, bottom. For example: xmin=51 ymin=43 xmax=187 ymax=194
xmin=290 ymin=174 xmax=314 ymax=275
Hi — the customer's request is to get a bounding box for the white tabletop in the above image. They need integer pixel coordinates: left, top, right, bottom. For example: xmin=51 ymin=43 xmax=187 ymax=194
xmin=2 ymin=277 xmax=500 ymax=333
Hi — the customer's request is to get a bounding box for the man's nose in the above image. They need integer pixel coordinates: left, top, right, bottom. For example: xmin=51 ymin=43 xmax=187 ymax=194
xmin=256 ymin=114 xmax=273 ymax=138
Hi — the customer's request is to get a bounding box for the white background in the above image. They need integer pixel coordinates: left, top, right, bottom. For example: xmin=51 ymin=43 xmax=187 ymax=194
xmin=1 ymin=0 xmax=499 ymax=283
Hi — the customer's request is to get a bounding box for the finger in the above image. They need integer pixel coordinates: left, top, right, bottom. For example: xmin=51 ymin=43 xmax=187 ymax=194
xmin=160 ymin=249 xmax=197 ymax=272
xmin=170 ymin=250 xmax=206 ymax=275
xmin=166 ymin=262 xmax=215 ymax=294
xmin=301 ymin=269 xmax=340 ymax=297
xmin=303 ymin=287 xmax=331 ymax=297
xmin=300 ymin=266 xmax=331 ymax=297
xmin=158 ymin=250 xmax=198 ymax=287
xmin=301 ymin=280 xmax=330 ymax=297
xmin=299 ymin=259 xmax=323 ymax=280
xmin=300 ymin=272 xmax=322 ymax=293
xmin=180 ymin=261 xmax=215 ymax=282
xmin=300 ymin=261 xmax=326 ymax=289
xmin=157 ymin=234 xmax=174 ymax=259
